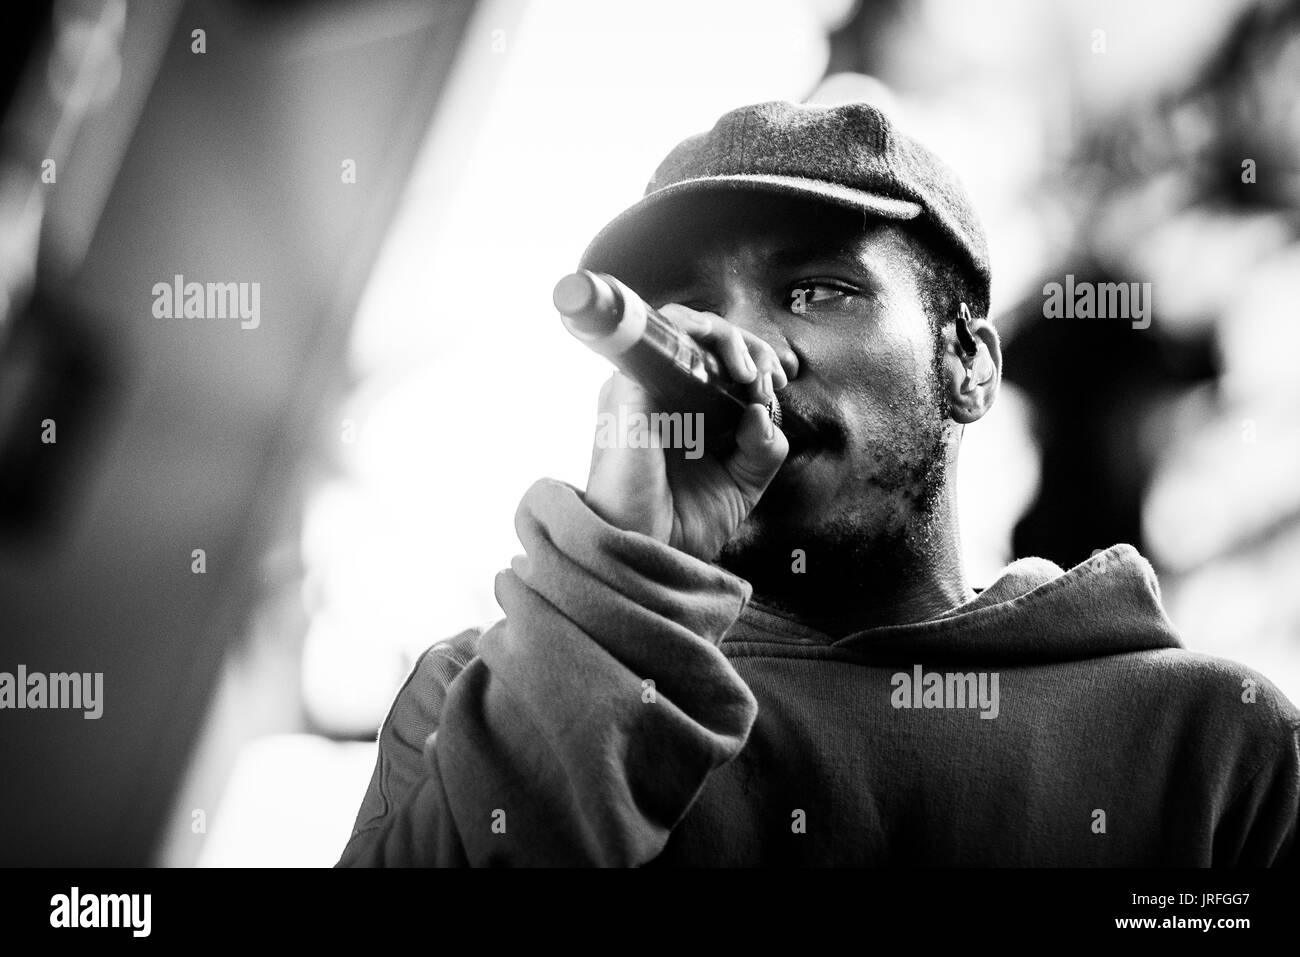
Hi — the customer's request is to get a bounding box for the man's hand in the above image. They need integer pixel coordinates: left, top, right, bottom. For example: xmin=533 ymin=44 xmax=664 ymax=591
xmin=584 ymin=305 xmax=790 ymax=562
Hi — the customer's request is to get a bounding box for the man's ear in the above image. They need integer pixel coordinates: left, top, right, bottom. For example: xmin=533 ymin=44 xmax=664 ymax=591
xmin=943 ymin=304 xmax=1001 ymax=425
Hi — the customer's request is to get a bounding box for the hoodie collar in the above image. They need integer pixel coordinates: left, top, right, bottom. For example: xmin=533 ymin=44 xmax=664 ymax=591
xmin=728 ymin=545 xmax=1183 ymax=664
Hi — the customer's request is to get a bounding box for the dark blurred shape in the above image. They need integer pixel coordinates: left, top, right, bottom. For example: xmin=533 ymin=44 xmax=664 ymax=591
xmin=0 ymin=3 xmax=53 ymax=118
xmin=0 ymin=292 xmax=115 ymax=539
xmin=1003 ymin=266 xmax=1219 ymax=567
xmin=1184 ymin=0 xmax=1300 ymax=213
xmin=824 ymin=0 xmax=907 ymax=87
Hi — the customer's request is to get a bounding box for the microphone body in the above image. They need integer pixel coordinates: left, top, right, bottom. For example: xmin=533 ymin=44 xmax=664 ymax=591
xmin=552 ymin=270 xmax=780 ymax=440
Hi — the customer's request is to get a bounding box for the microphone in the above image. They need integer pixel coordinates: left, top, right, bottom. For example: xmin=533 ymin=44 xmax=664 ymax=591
xmin=552 ymin=269 xmax=781 ymax=442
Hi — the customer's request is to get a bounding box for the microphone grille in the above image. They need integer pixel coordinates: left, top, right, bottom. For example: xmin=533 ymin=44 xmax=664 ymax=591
xmin=767 ymin=395 xmax=782 ymax=429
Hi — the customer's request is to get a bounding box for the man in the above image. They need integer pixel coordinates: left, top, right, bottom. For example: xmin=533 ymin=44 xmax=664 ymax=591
xmin=338 ymin=101 xmax=1299 ymax=866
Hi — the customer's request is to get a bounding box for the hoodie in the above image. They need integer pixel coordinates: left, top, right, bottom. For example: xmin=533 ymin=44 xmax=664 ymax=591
xmin=337 ymin=479 xmax=1300 ymax=867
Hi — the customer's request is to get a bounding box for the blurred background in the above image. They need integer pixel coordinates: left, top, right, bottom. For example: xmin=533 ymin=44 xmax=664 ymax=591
xmin=0 ymin=0 xmax=1296 ymax=866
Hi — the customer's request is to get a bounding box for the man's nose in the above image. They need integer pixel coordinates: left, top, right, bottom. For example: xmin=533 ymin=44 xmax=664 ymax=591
xmin=721 ymin=292 xmax=801 ymax=383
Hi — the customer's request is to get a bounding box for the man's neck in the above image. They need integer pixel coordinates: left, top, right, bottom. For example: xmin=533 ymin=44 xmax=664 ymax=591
xmin=718 ymin=496 xmax=974 ymax=638
xmin=749 ymin=555 xmax=971 ymax=638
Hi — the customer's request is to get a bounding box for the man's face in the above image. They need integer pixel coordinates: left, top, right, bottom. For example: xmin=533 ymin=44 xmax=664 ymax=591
xmin=624 ymin=195 xmax=955 ymax=580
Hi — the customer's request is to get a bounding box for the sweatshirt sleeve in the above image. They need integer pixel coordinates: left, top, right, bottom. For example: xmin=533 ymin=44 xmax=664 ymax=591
xmin=336 ymin=478 xmax=758 ymax=866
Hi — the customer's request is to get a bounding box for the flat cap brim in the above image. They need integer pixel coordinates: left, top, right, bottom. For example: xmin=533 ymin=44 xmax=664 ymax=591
xmin=578 ymin=174 xmax=923 ymax=273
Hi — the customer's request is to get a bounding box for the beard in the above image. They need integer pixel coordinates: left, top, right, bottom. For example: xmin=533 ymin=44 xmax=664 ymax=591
xmin=715 ymin=357 xmax=953 ymax=623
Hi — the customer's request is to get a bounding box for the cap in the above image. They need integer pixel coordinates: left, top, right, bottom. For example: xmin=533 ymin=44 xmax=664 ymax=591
xmin=578 ymin=100 xmax=990 ymax=308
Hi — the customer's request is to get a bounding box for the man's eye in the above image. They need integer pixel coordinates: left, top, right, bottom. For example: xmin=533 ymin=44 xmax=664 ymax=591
xmin=788 ymin=282 xmax=850 ymax=313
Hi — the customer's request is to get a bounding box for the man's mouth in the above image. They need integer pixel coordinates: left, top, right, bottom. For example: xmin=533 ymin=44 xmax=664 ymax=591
xmin=781 ymin=443 xmax=822 ymax=479
xmin=774 ymin=404 xmax=827 ymax=472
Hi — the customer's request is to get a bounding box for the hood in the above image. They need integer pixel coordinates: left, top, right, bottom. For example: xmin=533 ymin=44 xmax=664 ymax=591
xmin=730 ymin=544 xmax=1184 ymax=665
